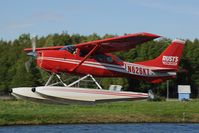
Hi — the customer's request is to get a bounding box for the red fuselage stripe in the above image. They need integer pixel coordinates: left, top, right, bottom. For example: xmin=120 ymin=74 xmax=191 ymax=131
xmin=42 ymin=88 xmax=148 ymax=98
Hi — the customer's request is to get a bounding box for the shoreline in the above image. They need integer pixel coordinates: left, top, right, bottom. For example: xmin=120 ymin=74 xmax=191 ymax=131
xmin=0 ymin=99 xmax=199 ymax=126
xmin=1 ymin=122 xmax=199 ymax=127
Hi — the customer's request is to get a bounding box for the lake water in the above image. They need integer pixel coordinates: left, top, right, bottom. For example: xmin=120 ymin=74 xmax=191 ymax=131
xmin=0 ymin=123 xmax=199 ymax=133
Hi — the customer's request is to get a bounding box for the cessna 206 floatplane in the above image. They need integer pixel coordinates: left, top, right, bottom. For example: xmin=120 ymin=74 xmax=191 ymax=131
xmin=11 ymin=32 xmax=185 ymax=104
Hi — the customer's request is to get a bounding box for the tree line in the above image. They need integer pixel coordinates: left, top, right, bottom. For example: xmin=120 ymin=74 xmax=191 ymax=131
xmin=0 ymin=33 xmax=198 ymax=98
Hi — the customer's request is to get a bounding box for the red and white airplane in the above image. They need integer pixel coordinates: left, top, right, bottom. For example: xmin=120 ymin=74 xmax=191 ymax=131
xmin=11 ymin=32 xmax=185 ymax=104
xmin=25 ymin=32 xmax=185 ymax=83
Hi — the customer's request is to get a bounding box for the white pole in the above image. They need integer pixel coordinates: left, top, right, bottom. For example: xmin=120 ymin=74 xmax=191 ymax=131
xmin=167 ymin=80 xmax=169 ymax=100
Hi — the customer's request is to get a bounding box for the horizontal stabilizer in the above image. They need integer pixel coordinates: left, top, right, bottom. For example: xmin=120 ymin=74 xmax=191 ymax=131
xmin=151 ymin=68 xmax=177 ymax=72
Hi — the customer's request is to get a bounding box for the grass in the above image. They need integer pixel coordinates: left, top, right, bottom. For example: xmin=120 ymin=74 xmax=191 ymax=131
xmin=0 ymin=99 xmax=199 ymax=126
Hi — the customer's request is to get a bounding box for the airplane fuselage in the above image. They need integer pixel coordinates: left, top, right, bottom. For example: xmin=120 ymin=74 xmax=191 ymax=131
xmin=36 ymin=50 xmax=176 ymax=83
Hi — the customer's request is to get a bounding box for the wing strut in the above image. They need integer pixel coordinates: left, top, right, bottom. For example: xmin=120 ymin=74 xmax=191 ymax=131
xmin=70 ymin=44 xmax=100 ymax=72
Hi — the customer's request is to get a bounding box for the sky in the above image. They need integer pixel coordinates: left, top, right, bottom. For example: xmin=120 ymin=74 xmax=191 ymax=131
xmin=0 ymin=0 xmax=199 ymax=41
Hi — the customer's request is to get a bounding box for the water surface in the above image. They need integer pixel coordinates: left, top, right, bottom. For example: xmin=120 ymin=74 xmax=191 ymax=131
xmin=0 ymin=123 xmax=199 ymax=133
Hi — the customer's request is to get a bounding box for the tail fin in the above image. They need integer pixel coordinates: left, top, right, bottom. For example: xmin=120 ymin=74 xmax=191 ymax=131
xmin=137 ymin=39 xmax=185 ymax=70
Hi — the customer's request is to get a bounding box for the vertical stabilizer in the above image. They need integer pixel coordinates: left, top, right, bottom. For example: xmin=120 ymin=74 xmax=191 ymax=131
xmin=137 ymin=39 xmax=185 ymax=70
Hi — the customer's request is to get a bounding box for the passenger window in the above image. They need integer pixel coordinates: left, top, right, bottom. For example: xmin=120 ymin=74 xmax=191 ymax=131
xmin=107 ymin=57 xmax=113 ymax=63
xmin=115 ymin=56 xmax=123 ymax=62
xmin=94 ymin=54 xmax=113 ymax=63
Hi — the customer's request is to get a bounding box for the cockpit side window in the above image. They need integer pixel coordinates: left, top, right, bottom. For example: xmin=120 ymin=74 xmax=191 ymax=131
xmin=60 ymin=46 xmax=76 ymax=54
xmin=60 ymin=46 xmax=87 ymax=57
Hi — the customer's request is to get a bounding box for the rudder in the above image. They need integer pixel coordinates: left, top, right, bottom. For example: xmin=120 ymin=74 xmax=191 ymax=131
xmin=136 ymin=39 xmax=185 ymax=70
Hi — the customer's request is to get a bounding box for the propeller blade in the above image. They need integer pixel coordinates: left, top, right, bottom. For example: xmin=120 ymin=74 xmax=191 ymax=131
xmin=25 ymin=61 xmax=30 ymax=72
xmin=25 ymin=58 xmax=32 ymax=72
xmin=31 ymin=36 xmax=36 ymax=52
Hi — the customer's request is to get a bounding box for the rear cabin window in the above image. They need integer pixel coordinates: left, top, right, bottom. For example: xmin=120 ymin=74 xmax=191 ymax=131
xmin=94 ymin=54 xmax=113 ymax=63
xmin=115 ymin=56 xmax=123 ymax=62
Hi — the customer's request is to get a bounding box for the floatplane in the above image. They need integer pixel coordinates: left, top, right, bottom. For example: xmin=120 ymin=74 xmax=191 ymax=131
xmin=11 ymin=32 xmax=185 ymax=104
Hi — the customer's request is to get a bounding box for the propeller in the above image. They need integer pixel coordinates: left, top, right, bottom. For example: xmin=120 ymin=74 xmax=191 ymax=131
xmin=25 ymin=36 xmax=37 ymax=72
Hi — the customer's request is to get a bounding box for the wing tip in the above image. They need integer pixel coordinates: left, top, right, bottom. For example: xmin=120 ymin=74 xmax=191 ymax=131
xmin=141 ymin=32 xmax=161 ymax=38
xmin=126 ymin=32 xmax=161 ymax=38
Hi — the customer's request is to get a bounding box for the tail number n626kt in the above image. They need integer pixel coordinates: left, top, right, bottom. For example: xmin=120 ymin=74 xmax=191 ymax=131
xmin=125 ymin=64 xmax=150 ymax=76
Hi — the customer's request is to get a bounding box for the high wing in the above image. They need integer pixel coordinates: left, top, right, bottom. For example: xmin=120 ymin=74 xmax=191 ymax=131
xmin=75 ymin=32 xmax=160 ymax=54
xmin=24 ymin=32 xmax=160 ymax=53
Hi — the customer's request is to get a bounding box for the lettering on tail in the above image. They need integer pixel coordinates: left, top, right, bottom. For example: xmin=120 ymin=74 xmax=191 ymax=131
xmin=162 ymin=56 xmax=178 ymax=66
